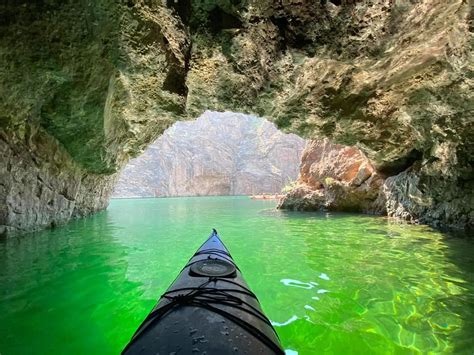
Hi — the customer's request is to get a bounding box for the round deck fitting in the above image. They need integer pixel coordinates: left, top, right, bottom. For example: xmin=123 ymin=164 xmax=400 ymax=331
xmin=190 ymin=259 xmax=236 ymax=278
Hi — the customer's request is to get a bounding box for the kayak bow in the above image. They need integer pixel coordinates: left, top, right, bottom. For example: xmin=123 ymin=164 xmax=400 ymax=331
xmin=123 ymin=229 xmax=284 ymax=354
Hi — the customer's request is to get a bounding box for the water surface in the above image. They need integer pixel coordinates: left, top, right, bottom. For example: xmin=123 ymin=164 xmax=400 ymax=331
xmin=1 ymin=197 xmax=473 ymax=354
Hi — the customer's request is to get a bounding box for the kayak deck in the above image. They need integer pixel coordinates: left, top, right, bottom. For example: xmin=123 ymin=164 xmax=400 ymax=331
xmin=122 ymin=229 xmax=284 ymax=354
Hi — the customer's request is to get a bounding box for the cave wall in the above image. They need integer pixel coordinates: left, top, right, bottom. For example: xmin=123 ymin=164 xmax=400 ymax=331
xmin=1 ymin=0 xmax=472 ymax=236
xmin=0 ymin=128 xmax=116 ymax=236
xmin=0 ymin=0 xmax=190 ymax=236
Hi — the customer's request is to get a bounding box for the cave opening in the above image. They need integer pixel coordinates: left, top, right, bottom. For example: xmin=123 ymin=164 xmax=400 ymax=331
xmin=208 ymin=7 xmax=243 ymax=33
xmin=376 ymin=149 xmax=423 ymax=177
xmin=166 ymin=0 xmax=191 ymax=25
xmin=112 ymin=111 xmax=306 ymax=199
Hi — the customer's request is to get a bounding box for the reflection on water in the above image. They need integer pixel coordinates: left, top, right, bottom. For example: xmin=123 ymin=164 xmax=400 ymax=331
xmin=0 ymin=196 xmax=473 ymax=354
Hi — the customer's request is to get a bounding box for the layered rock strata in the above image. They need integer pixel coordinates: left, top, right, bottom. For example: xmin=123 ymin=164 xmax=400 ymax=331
xmin=1 ymin=0 xmax=472 ymax=235
xmin=113 ymin=111 xmax=305 ymax=197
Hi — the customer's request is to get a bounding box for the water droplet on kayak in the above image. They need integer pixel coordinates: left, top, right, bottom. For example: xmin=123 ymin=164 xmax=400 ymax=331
xmin=192 ymin=336 xmax=208 ymax=344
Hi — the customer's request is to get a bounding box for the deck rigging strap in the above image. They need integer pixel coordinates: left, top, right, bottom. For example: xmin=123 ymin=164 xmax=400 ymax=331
xmin=185 ymin=252 xmax=241 ymax=271
xmin=125 ymin=278 xmax=284 ymax=355
xmin=194 ymin=248 xmax=234 ymax=261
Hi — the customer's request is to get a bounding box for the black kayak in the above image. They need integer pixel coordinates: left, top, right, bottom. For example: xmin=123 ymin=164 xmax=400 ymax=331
xmin=122 ymin=229 xmax=284 ymax=354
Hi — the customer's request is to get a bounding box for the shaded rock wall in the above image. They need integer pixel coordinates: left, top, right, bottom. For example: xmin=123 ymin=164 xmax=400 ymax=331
xmin=278 ymin=139 xmax=385 ymax=213
xmin=1 ymin=1 xmax=191 ymax=174
xmin=113 ymin=111 xmax=305 ymax=197
xmin=383 ymin=167 xmax=473 ymax=230
xmin=1 ymin=1 xmax=189 ymax=236
xmin=1 ymin=0 xmax=472 ymax=235
xmin=0 ymin=128 xmax=116 ymax=236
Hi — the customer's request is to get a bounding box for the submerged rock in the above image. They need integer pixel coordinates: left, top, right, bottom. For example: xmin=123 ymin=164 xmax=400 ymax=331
xmin=1 ymin=0 xmax=472 ymax=235
xmin=278 ymin=139 xmax=385 ymax=213
xmin=113 ymin=112 xmax=305 ymax=197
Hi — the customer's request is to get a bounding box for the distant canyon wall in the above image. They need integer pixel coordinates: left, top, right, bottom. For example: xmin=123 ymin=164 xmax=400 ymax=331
xmin=113 ymin=112 xmax=305 ymax=198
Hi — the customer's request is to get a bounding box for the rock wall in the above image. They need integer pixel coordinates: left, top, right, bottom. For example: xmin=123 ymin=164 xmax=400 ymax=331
xmin=0 ymin=1 xmax=190 ymax=237
xmin=1 ymin=0 xmax=472 ymax=235
xmin=0 ymin=128 xmax=116 ymax=236
xmin=280 ymin=138 xmax=473 ymax=230
xmin=185 ymin=0 xmax=473 ymax=230
xmin=113 ymin=111 xmax=305 ymax=197
xmin=278 ymin=139 xmax=385 ymax=213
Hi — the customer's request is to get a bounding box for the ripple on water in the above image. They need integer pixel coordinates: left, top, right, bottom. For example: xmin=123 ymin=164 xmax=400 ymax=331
xmin=280 ymin=279 xmax=317 ymax=289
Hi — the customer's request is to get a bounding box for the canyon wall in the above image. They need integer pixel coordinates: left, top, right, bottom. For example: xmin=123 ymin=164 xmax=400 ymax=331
xmin=113 ymin=111 xmax=305 ymax=197
xmin=1 ymin=0 xmax=472 ymax=236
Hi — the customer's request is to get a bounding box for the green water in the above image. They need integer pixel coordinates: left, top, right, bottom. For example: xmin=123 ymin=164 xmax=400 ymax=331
xmin=0 ymin=197 xmax=473 ymax=354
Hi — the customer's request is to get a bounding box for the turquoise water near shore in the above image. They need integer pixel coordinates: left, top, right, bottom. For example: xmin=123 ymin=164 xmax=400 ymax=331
xmin=0 ymin=196 xmax=473 ymax=354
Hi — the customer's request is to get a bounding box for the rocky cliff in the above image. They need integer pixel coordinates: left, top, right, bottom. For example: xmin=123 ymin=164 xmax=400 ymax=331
xmin=112 ymin=111 xmax=305 ymax=197
xmin=278 ymin=139 xmax=385 ymax=213
xmin=1 ymin=0 xmax=472 ymax=236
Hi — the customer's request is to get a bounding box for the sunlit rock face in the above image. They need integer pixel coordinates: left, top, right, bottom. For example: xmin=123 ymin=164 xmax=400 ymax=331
xmin=278 ymin=139 xmax=385 ymax=213
xmin=113 ymin=112 xmax=305 ymax=197
xmin=1 ymin=0 xmax=472 ymax=235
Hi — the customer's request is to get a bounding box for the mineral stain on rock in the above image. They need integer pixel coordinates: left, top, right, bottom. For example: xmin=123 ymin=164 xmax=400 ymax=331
xmin=278 ymin=139 xmax=385 ymax=214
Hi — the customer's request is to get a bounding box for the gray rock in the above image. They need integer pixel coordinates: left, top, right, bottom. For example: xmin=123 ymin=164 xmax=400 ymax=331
xmin=1 ymin=1 xmax=472 ymax=233
xmin=0 ymin=129 xmax=116 ymax=238
xmin=113 ymin=112 xmax=305 ymax=198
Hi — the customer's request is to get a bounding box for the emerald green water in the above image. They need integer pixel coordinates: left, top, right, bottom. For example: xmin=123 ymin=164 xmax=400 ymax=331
xmin=1 ymin=197 xmax=473 ymax=354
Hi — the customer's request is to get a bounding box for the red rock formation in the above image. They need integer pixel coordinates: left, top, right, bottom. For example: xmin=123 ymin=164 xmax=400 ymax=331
xmin=278 ymin=139 xmax=385 ymax=213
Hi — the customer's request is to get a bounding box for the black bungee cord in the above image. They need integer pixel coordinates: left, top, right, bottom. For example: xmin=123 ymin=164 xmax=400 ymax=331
xmin=126 ymin=276 xmax=284 ymax=355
